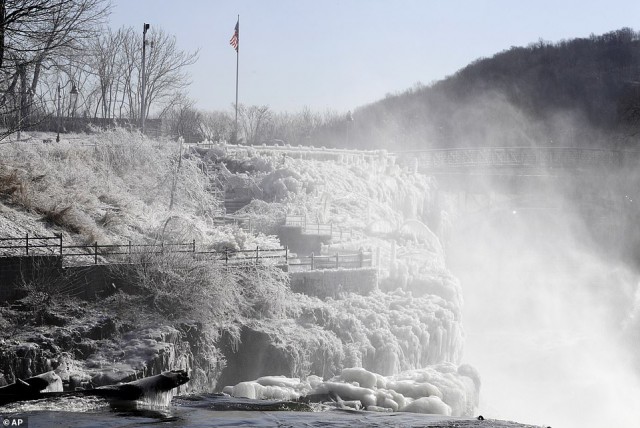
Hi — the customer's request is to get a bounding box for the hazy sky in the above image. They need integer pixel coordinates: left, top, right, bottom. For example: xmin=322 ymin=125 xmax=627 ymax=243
xmin=110 ymin=0 xmax=640 ymax=114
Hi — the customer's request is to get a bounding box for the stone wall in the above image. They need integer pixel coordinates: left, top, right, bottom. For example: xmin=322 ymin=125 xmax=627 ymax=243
xmin=289 ymin=267 xmax=378 ymax=299
xmin=0 ymin=256 xmax=62 ymax=301
xmin=0 ymin=258 xmax=136 ymax=302
xmin=277 ymin=226 xmax=329 ymax=255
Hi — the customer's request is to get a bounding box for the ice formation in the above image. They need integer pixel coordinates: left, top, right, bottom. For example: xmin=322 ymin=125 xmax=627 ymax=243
xmin=210 ymin=148 xmax=474 ymax=415
xmin=223 ymin=365 xmax=479 ymax=416
xmin=0 ymin=137 xmax=477 ymax=417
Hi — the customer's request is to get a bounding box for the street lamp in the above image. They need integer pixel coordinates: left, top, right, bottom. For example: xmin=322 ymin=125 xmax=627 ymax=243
xmin=141 ymin=22 xmax=150 ymax=134
xmin=69 ymin=83 xmax=78 ymax=117
xmin=56 ymin=80 xmax=79 ymax=142
xmin=346 ymin=110 xmax=354 ymax=146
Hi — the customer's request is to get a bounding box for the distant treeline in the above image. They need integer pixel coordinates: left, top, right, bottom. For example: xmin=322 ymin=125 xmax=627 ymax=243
xmin=307 ymin=28 xmax=640 ymax=151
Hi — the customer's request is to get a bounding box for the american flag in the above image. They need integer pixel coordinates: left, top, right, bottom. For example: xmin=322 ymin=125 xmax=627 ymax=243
xmin=229 ymin=21 xmax=239 ymax=51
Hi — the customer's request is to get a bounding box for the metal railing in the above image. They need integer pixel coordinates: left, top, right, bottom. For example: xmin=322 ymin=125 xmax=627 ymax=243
xmin=0 ymin=234 xmax=63 ymax=256
xmin=396 ymin=147 xmax=624 ymax=171
xmin=0 ymin=235 xmax=371 ymax=271
xmin=284 ymin=215 xmax=357 ymax=241
xmin=288 ymin=250 xmax=371 ymax=270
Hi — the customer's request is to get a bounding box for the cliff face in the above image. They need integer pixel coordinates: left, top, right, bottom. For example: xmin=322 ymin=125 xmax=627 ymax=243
xmin=0 ymin=131 xmax=474 ymax=415
xmin=0 ymin=302 xmax=223 ymax=395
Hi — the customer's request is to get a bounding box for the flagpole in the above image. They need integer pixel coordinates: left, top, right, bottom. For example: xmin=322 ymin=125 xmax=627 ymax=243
xmin=234 ymin=15 xmax=239 ymax=144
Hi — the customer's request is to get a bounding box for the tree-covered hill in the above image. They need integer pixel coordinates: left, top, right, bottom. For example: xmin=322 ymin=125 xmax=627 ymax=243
xmin=310 ymin=28 xmax=640 ymax=151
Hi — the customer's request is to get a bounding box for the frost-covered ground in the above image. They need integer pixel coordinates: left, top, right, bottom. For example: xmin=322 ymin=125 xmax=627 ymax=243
xmin=0 ymin=130 xmax=517 ymax=422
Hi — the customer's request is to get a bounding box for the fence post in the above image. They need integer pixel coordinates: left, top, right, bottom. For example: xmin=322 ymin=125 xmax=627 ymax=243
xmin=225 ymin=250 xmax=228 ymax=265
xmin=256 ymin=245 xmax=259 ymax=264
xmin=317 ymin=222 xmax=320 ymax=234
xmin=340 ymin=226 xmax=343 ymax=240
xmin=58 ymin=234 xmax=63 ymax=256
xmin=359 ymin=249 xmax=363 ymax=268
xmin=311 ymin=252 xmax=314 ymax=270
xmin=192 ymin=239 xmax=196 ymax=253
xmin=94 ymin=241 xmax=98 ymax=264
xmin=285 ymin=246 xmax=288 ymax=265
xmin=336 ymin=253 xmax=339 ymax=269
xmin=330 ymin=222 xmax=333 ymax=237
xmin=25 ymin=233 xmax=29 ymax=255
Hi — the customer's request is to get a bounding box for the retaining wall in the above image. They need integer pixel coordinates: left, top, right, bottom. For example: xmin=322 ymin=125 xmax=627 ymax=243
xmin=2 ymin=257 xmax=377 ymax=303
xmin=0 ymin=258 xmax=136 ymax=302
xmin=289 ymin=267 xmax=378 ymax=299
xmin=0 ymin=256 xmax=62 ymax=301
xmin=277 ymin=226 xmax=329 ymax=255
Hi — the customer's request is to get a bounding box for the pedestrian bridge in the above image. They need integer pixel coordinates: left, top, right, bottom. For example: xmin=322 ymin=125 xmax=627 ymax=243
xmin=395 ymin=147 xmax=626 ymax=174
xmin=196 ymin=142 xmax=629 ymax=175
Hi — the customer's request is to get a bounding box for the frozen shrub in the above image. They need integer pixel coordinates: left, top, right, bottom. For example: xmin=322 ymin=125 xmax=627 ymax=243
xmin=212 ymin=239 xmax=240 ymax=253
xmin=261 ymin=168 xmax=303 ymax=201
xmin=235 ymin=200 xmax=287 ymax=235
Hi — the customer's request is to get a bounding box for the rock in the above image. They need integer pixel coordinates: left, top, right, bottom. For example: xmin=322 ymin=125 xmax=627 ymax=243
xmin=0 ymin=370 xmax=189 ymax=406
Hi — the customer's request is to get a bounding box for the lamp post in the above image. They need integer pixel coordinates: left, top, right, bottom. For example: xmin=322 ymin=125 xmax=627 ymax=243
xmin=69 ymin=83 xmax=78 ymax=117
xmin=346 ymin=110 xmax=354 ymax=146
xmin=56 ymin=84 xmax=61 ymax=142
xmin=56 ymin=81 xmax=79 ymax=142
xmin=141 ymin=23 xmax=150 ymax=134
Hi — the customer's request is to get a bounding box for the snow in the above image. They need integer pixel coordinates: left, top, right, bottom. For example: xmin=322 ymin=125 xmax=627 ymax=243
xmin=223 ymin=365 xmax=478 ymax=416
xmin=1 ymin=134 xmax=477 ymax=417
xmin=35 ymin=371 xmax=63 ymax=392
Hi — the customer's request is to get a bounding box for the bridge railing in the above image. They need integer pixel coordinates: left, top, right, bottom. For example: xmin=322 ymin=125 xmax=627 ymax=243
xmin=284 ymin=215 xmax=358 ymax=240
xmin=0 ymin=235 xmax=370 ymax=271
xmin=287 ymin=250 xmax=372 ymax=271
xmin=397 ymin=147 xmax=624 ymax=170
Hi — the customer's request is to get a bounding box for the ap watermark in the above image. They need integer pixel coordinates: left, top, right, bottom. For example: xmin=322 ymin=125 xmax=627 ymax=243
xmin=1 ymin=416 xmax=28 ymax=427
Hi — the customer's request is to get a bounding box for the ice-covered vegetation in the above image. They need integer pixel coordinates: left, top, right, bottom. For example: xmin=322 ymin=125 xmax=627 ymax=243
xmin=0 ymin=130 xmax=476 ymax=415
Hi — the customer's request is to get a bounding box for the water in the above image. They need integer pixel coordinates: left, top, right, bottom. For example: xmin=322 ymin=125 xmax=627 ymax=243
xmin=448 ymin=206 xmax=640 ymax=428
xmin=1 ymin=394 xmax=542 ymax=427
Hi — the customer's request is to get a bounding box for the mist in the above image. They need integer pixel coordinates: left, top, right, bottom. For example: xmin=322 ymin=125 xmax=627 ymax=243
xmin=445 ymin=166 xmax=640 ymax=427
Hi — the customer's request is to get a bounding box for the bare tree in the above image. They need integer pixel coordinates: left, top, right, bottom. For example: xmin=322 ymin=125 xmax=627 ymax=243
xmin=0 ymin=0 xmax=110 ymax=138
xmin=270 ymin=107 xmax=325 ymax=144
xmin=238 ymin=104 xmax=272 ymax=145
xmin=81 ymin=25 xmax=198 ymax=124
xmin=89 ymin=27 xmax=126 ymax=119
xmin=141 ymin=27 xmax=198 ymax=120
xmin=200 ymin=110 xmax=233 ymax=142
xmin=164 ymin=96 xmax=202 ymax=143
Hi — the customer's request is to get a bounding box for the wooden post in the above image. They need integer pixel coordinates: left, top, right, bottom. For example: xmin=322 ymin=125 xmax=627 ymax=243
xmin=330 ymin=222 xmax=333 ymax=237
xmin=192 ymin=239 xmax=196 ymax=253
xmin=94 ymin=241 xmax=98 ymax=264
xmin=285 ymin=246 xmax=288 ymax=265
xmin=335 ymin=253 xmax=339 ymax=269
xmin=225 ymin=249 xmax=229 ymax=265
xmin=256 ymin=245 xmax=259 ymax=264
xmin=58 ymin=234 xmax=63 ymax=256
xmin=25 ymin=233 xmax=29 ymax=255
xmin=311 ymin=252 xmax=314 ymax=270
xmin=359 ymin=249 xmax=363 ymax=268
